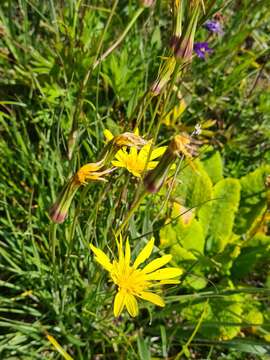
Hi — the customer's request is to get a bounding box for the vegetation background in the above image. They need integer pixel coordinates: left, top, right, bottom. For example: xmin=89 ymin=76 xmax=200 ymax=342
xmin=0 ymin=0 xmax=269 ymax=359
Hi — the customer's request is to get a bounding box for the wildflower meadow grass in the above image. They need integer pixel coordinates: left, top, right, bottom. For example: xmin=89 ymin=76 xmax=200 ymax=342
xmin=0 ymin=0 xmax=269 ymax=359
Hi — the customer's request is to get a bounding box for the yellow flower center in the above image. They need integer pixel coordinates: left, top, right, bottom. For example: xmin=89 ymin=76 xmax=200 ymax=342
xmin=111 ymin=263 xmax=148 ymax=295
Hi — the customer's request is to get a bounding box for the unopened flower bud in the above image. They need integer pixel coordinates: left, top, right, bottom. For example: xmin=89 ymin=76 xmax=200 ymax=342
xmin=171 ymin=0 xmax=183 ymax=51
xmin=49 ymin=180 xmax=79 ymax=223
xmin=174 ymin=4 xmax=200 ymax=61
xmin=151 ymin=57 xmax=176 ymax=95
xmin=140 ymin=0 xmax=154 ymax=7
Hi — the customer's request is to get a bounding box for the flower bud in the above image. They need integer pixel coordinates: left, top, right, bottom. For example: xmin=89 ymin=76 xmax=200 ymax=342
xmin=171 ymin=0 xmax=183 ymax=51
xmin=140 ymin=0 xmax=154 ymax=7
xmin=151 ymin=57 xmax=176 ymax=96
xmin=49 ymin=180 xmax=79 ymax=223
xmin=174 ymin=4 xmax=200 ymax=61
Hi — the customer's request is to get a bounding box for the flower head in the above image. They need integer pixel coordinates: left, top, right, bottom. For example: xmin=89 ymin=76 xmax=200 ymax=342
xmin=112 ymin=142 xmax=166 ymax=178
xmin=49 ymin=160 xmax=113 ymax=223
xmin=194 ymin=42 xmax=213 ymax=59
xmin=204 ymin=20 xmax=223 ymax=34
xmin=74 ymin=160 xmax=113 ymax=184
xmin=102 ymin=129 xmax=149 ymax=166
xmin=90 ymin=238 xmax=182 ymax=317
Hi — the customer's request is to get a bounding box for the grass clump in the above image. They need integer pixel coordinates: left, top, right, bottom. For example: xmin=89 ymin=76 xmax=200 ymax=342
xmin=0 ymin=0 xmax=269 ymax=359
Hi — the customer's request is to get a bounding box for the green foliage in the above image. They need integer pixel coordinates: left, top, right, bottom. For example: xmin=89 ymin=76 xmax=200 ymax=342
xmin=199 ymin=178 xmax=241 ymax=254
xmin=175 ymin=158 xmax=213 ymax=210
xmin=234 ymin=165 xmax=270 ymax=235
xmin=201 ymin=147 xmax=224 ymax=184
xmin=0 ymin=0 xmax=269 ymax=358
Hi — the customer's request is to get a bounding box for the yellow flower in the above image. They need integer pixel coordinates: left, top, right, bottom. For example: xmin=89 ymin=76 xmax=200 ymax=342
xmin=49 ymin=160 xmax=113 ymax=223
xmin=112 ymin=143 xmax=166 ymax=178
xmin=103 ymin=129 xmax=166 ymax=177
xmin=74 ymin=160 xmax=113 ymax=185
xmin=90 ymin=238 xmax=182 ymax=317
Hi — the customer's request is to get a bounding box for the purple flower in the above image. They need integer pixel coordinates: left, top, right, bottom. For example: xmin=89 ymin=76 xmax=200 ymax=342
xmin=194 ymin=42 xmax=213 ymax=59
xmin=204 ymin=20 xmax=223 ymax=34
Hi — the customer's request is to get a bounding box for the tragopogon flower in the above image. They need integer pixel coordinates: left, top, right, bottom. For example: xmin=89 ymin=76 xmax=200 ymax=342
xmin=74 ymin=161 xmax=113 ymax=184
xmin=90 ymin=238 xmax=182 ymax=317
xmin=49 ymin=160 xmax=113 ymax=223
xmin=112 ymin=142 xmax=166 ymax=178
xmin=101 ymin=129 xmax=149 ymax=166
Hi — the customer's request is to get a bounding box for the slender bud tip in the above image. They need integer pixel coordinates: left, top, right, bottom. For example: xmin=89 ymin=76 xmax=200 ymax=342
xmin=140 ymin=0 xmax=154 ymax=7
xmin=49 ymin=204 xmax=67 ymax=224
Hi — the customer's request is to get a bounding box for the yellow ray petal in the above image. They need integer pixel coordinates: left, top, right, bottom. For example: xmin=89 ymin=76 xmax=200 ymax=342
xmin=125 ymin=240 xmax=131 ymax=267
xmin=130 ymin=146 xmax=138 ymax=157
xmin=79 ymin=161 xmax=103 ymax=173
xmin=147 ymin=161 xmax=159 ymax=169
xmin=142 ymin=254 xmax=172 ymax=274
xmin=112 ymin=160 xmax=125 ymax=168
xmin=89 ymin=244 xmax=112 ymax=271
xmin=145 ymin=267 xmax=183 ymax=280
xmin=116 ymin=234 xmax=124 ymax=264
xmin=125 ymin=293 xmax=138 ymax=317
xmin=138 ymin=143 xmax=151 ymax=161
xmin=114 ymin=290 xmax=126 ymax=317
xmin=139 ymin=291 xmax=165 ymax=307
xmin=133 ymin=238 xmax=155 ymax=269
xmin=129 ymin=169 xmax=142 ymax=178
xmin=150 ymin=146 xmax=167 ymax=160
xmin=114 ymin=150 xmax=128 ymax=164
xmin=104 ymin=129 xmax=114 ymax=141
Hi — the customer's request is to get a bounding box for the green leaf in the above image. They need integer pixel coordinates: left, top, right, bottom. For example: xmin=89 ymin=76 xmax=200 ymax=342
xmin=199 ymin=178 xmax=241 ymax=254
xmin=235 ymin=165 xmax=270 ymax=234
xmin=201 ymin=149 xmax=223 ymax=184
xmin=137 ymin=336 xmax=151 ymax=360
xmin=161 ymin=218 xmax=205 ymax=260
xmin=176 ymin=158 xmax=213 ymax=211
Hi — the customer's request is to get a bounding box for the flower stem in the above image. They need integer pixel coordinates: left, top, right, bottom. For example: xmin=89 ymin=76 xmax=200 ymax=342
xmin=115 ymin=190 xmax=146 ymax=238
xmin=93 ymin=7 xmax=145 ymax=69
xmin=49 ymin=222 xmax=57 ymax=265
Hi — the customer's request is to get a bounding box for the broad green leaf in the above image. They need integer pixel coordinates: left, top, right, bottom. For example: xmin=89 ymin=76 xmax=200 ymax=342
xmin=235 ymin=165 xmax=270 ymax=234
xmin=176 ymin=158 xmax=213 ymax=212
xmin=199 ymin=178 xmax=241 ymax=254
xmin=201 ymin=149 xmax=223 ymax=184
xmin=161 ymin=218 xmax=205 ymax=260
